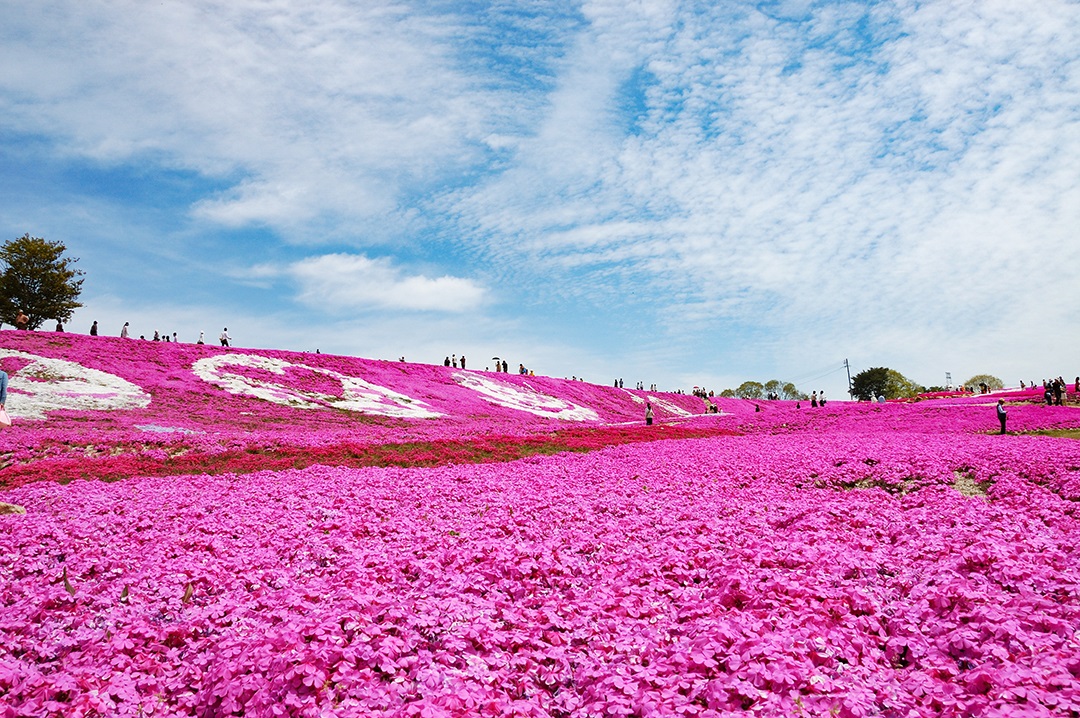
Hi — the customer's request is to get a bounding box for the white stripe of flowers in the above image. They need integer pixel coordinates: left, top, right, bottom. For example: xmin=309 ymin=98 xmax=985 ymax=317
xmin=0 ymin=349 xmax=151 ymax=419
xmin=453 ymin=372 xmax=599 ymax=421
xmin=192 ymin=353 xmax=443 ymax=419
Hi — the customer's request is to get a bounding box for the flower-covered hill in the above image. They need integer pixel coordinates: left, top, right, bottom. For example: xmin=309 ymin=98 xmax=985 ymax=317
xmin=0 ymin=332 xmax=737 ymax=487
xmin=4 ymin=332 xmax=1080 ymax=715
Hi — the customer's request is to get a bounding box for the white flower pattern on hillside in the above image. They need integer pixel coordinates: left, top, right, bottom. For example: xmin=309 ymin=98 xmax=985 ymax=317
xmin=0 ymin=349 xmax=151 ymax=419
xmin=192 ymin=353 xmax=443 ymax=418
xmin=623 ymin=390 xmax=694 ymax=417
xmin=454 ymin=372 xmax=599 ymax=421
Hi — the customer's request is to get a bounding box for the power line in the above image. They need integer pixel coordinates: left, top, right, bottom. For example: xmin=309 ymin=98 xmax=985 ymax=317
xmin=786 ymin=362 xmax=848 ymax=385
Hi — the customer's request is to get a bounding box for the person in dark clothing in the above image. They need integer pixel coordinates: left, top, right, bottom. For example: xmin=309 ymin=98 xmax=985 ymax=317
xmin=996 ymin=400 xmax=1007 ymax=435
xmin=89 ymin=321 xmax=98 ymax=336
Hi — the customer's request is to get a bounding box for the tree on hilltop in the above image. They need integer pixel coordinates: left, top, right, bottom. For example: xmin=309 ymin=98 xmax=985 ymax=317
xmin=0 ymin=234 xmax=84 ymax=330
xmin=725 ymin=379 xmax=806 ymax=400
xmin=735 ymin=381 xmax=765 ymax=399
xmin=850 ymin=367 xmax=923 ymax=401
xmin=962 ymin=374 xmax=1003 ymax=391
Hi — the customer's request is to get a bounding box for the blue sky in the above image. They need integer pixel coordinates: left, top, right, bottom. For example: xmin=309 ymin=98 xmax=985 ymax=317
xmin=3 ymin=0 xmax=1079 ymax=398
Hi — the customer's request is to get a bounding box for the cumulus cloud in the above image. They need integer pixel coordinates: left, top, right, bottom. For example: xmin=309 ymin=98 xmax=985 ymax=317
xmin=255 ymin=254 xmax=486 ymax=313
xmin=0 ymin=0 xmax=532 ymax=238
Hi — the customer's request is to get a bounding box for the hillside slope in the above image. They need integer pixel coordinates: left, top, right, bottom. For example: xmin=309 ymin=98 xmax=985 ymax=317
xmin=0 ymin=332 xmax=734 ymax=486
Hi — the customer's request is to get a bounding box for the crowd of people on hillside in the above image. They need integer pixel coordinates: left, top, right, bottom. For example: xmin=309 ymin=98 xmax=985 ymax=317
xmin=443 ymin=354 xmax=467 ymax=369
xmin=6 ymin=313 xmax=234 ymax=348
xmin=1041 ymin=377 xmax=1074 ymax=406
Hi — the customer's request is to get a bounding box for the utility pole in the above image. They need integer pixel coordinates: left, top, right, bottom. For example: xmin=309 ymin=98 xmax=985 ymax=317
xmin=844 ymin=358 xmax=853 ymax=398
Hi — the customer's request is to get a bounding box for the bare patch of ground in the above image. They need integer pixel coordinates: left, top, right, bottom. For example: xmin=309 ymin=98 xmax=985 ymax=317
xmin=952 ymin=470 xmax=989 ymax=498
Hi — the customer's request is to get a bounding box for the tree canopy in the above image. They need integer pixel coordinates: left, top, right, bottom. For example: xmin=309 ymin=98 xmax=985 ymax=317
xmin=850 ymin=367 xmax=924 ymax=401
xmin=729 ymin=379 xmax=807 ymax=400
xmin=734 ymin=381 xmax=764 ymax=400
xmin=962 ymin=374 xmax=1003 ymax=391
xmin=0 ymin=234 xmax=84 ymax=330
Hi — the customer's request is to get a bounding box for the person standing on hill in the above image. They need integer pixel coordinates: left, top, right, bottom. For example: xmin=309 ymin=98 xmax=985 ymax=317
xmin=197 ymin=331 xmax=205 ymax=345
xmin=120 ymin=322 xmax=129 ymax=338
xmin=811 ymin=391 xmax=818 ymax=408
xmin=645 ymin=402 xmax=654 ymax=426
xmin=90 ymin=321 xmax=98 ymax=336
xmin=460 ymin=355 xmax=465 ymax=370
xmin=14 ymin=310 xmax=29 ymax=330
xmin=996 ymin=400 xmax=1008 ymax=434
xmin=220 ymin=328 xmax=231 ymax=347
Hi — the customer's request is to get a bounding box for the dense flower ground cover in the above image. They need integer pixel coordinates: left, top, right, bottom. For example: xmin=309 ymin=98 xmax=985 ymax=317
xmin=2 ymin=332 xmax=1080 ymax=716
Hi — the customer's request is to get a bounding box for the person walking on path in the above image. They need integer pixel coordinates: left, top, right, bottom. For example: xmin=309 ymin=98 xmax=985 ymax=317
xmin=219 ymin=328 xmax=231 ymax=347
xmin=645 ymin=402 xmax=654 ymax=426
xmin=996 ymin=400 xmax=1008 ymax=435
xmin=120 ymin=322 xmax=129 ymax=338
xmin=89 ymin=321 xmax=98 ymax=336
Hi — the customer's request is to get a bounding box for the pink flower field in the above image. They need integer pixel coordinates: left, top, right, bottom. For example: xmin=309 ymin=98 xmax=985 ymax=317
xmin=2 ymin=332 xmax=1080 ymax=716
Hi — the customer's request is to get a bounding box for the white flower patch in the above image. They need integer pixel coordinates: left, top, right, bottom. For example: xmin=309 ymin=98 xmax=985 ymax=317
xmin=621 ymin=389 xmax=694 ymax=417
xmin=454 ymin=372 xmax=599 ymax=421
xmin=135 ymin=424 xmax=202 ymax=434
xmin=647 ymin=396 xmax=694 ymax=417
xmin=192 ymin=353 xmax=443 ymax=419
xmin=0 ymin=349 xmax=151 ymax=419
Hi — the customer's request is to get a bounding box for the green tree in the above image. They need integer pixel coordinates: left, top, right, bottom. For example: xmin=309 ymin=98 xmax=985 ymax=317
xmin=962 ymin=374 xmax=1003 ymax=391
xmin=735 ymin=381 xmax=764 ymax=399
xmin=0 ymin=235 xmax=84 ymax=330
xmin=718 ymin=388 xmax=736 ymax=398
xmin=850 ymin=367 xmax=923 ymax=401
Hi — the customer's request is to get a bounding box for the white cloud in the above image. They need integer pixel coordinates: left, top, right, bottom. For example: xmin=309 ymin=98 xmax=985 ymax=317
xmin=0 ymin=0 xmax=515 ymax=238
xmin=258 ymin=254 xmax=486 ymax=313
xmin=450 ymin=0 xmax=1080 ymax=368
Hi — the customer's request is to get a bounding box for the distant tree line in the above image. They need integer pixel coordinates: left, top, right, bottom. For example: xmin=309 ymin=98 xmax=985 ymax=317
xmin=718 ymin=380 xmax=808 ymax=401
xmin=719 ymin=368 xmax=1006 ymax=403
xmin=849 ymin=368 xmax=1003 ymax=401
